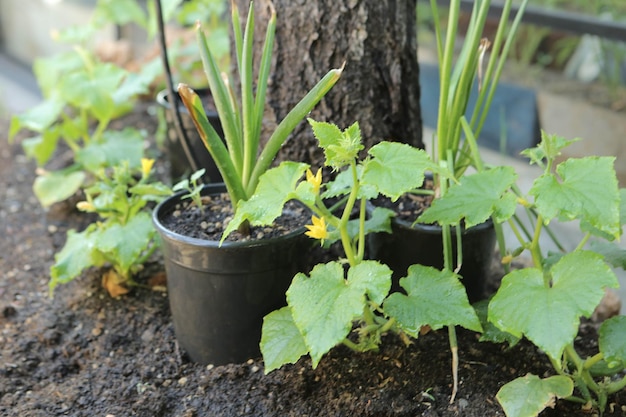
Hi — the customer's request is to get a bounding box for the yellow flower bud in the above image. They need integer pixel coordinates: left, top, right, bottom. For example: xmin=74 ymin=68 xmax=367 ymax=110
xmin=501 ymin=254 xmax=513 ymax=264
xmin=76 ymin=201 xmax=95 ymax=212
xmin=141 ymin=158 xmax=155 ymax=177
xmin=516 ymin=196 xmax=531 ymax=208
xmin=306 ymin=168 xmax=322 ymax=195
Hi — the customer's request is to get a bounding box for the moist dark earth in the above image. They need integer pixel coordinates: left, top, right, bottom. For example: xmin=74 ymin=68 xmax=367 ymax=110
xmin=2 ymin=107 xmax=626 ymax=417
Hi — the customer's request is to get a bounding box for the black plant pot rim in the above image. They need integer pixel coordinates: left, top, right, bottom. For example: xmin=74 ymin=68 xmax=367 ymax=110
xmin=156 ymin=88 xmax=219 ymax=118
xmin=367 ymin=199 xmax=494 ymax=236
xmin=393 ymin=216 xmax=494 ymax=235
xmin=153 ymin=183 xmax=306 ymax=249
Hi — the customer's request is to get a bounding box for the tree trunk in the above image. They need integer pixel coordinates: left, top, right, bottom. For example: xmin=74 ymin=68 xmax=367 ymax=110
xmin=235 ymin=0 xmax=423 ymax=167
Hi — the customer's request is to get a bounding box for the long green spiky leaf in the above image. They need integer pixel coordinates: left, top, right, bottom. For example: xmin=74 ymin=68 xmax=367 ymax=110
xmin=240 ymin=3 xmax=256 ymax=186
xmin=251 ymin=7 xmax=276 ymax=180
xmin=178 ymin=84 xmax=246 ymax=207
xmin=247 ymin=65 xmax=343 ymax=195
xmin=196 ymin=24 xmax=244 ymax=176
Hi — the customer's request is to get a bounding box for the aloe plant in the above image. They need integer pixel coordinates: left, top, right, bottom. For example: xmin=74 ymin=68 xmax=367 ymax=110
xmin=178 ymin=2 xmax=342 ymax=216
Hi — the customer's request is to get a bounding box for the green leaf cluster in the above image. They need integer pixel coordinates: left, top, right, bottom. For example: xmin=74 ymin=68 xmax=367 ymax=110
xmin=222 ymin=119 xmax=482 ymax=373
xmin=49 ymin=161 xmax=172 ymax=296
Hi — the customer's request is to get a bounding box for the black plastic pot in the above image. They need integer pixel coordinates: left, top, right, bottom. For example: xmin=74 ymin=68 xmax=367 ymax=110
xmin=153 ymin=184 xmax=310 ymax=365
xmin=156 ymin=88 xmax=224 ymax=183
xmin=369 ymin=217 xmax=496 ymax=303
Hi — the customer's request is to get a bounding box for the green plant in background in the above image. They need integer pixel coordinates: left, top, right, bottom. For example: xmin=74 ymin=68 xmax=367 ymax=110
xmin=178 ymin=1 xmax=342 ymax=227
xmin=8 ymin=46 xmax=157 ymax=206
xmin=8 ymin=0 xmax=227 ymax=207
xmin=429 ymin=0 xmax=529 ymax=179
xmin=221 ymin=118 xmax=483 ymax=376
xmin=50 ymin=159 xmax=172 ymax=297
xmin=7 ymin=0 xmax=224 ymax=296
xmin=420 ymin=131 xmax=626 ymax=416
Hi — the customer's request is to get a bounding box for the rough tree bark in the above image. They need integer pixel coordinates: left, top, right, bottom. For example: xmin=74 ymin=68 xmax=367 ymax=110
xmin=234 ymin=0 xmax=423 ymax=166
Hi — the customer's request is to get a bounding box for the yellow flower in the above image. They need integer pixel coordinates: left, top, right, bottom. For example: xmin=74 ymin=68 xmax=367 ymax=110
xmin=306 ymin=168 xmax=322 ymax=194
xmin=141 ymin=158 xmax=155 ymax=177
xmin=76 ymin=201 xmax=95 ymax=212
xmin=305 ymin=215 xmax=328 ymax=242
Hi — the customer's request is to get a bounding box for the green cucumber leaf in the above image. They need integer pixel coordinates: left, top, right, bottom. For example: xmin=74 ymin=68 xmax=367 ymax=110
xmin=287 ymin=261 xmax=390 ymax=367
xmin=33 ymin=169 xmax=86 ymax=207
xmin=489 ymin=251 xmax=617 ymax=360
xmin=474 ymin=300 xmax=520 ymax=347
xmin=96 ymin=212 xmax=156 ymax=274
xmin=418 ymin=166 xmax=518 ymax=228
xmin=361 ymin=142 xmax=433 ymax=201
xmin=49 ymin=227 xmax=105 ymax=296
xmin=530 ymin=157 xmax=620 ymax=239
xmin=323 ymin=166 xmax=377 ymax=200
xmin=21 ymin=130 xmax=61 ymax=166
xmin=261 ymin=307 xmax=308 ymax=373
xmin=520 ymin=131 xmax=580 ymax=165
xmin=496 ymin=374 xmax=573 ymax=417
xmin=76 ymin=128 xmax=144 ymax=172
xmin=309 ymin=119 xmax=363 ymax=169
xmin=222 ymin=162 xmax=309 ymax=241
xmin=599 ymin=316 xmax=626 ymax=370
xmin=384 ymin=265 xmax=482 ymax=338
xmin=9 ymin=96 xmax=64 ymax=141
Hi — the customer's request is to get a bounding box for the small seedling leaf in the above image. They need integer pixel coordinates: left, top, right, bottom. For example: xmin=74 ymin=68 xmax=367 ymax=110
xmin=96 ymin=212 xmax=156 ymax=273
xmin=599 ymin=316 xmax=626 ymax=370
xmin=496 ymin=374 xmax=573 ymax=417
xmin=260 ymin=307 xmax=308 ymax=373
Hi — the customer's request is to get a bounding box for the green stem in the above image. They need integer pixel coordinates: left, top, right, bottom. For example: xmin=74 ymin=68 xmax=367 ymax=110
xmin=357 ymin=198 xmax=366 ymax=263
xmin=339 ymin=161 xmax=360 ymax=267
xmin=583 ymin=353 xmax=604 ymax=370
xmin=574 ymin=232 xmax=592 ymax=252
xmin=379 ymin=317 xmax=396 ymax=334
xmin=493 ymin=220 xmax=510 ymax=274
xmin=529 ymin=214 xmax=545 ymax=273
xmin=342 ymin=338 xmax=360 ymax=351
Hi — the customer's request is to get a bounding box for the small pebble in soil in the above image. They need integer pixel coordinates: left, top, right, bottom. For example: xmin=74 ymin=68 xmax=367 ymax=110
xmin=206 ymin=364 xmax=214 ymax=371
xmin=458 ymin=398 xmax=469 ymax=410
xmin=178 ymin=377 xmax=188 ymax=386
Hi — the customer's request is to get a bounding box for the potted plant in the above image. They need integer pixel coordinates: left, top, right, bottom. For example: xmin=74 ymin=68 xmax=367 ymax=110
xmin=226 ymin=118 xmax=483 ymax=400
xmin=369 ymin=0 xmax=530 ymax=302
xmin=231 ymin=116 xmax=626 ymax=415
xmin=419 ymin=131 xmax=626 ymax=416
xmin=152 ymin=2 xmax=342 ymax=365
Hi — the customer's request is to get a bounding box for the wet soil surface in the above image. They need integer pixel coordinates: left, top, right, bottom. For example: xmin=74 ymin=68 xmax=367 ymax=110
xmin=2 ymin=110 xmax=626 ymax=417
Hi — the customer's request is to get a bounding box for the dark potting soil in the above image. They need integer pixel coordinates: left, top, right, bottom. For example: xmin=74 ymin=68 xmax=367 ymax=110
xmin=374 ymin=177 xmax=435 ymax=223
xmin=2 ymin=108 xmax=626 ymax=417
xmin=159 ymin=193 xmax=309 ymax=242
